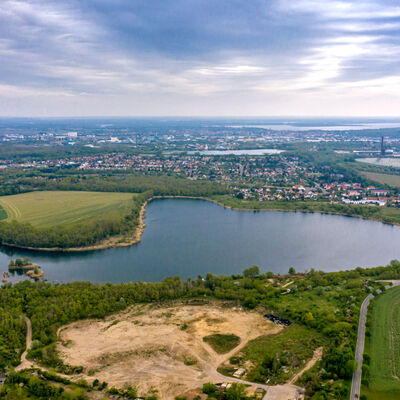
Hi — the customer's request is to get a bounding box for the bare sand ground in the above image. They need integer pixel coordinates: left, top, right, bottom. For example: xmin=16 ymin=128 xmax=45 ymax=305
xmin=57 ymin=301 xmax=281 ymax=399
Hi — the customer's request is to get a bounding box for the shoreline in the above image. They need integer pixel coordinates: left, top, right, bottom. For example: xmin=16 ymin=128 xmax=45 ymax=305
xmin=1 ymin=196 xmax=399 ymax=252
xmin=1 ymin=199 xmax=149 ymax=253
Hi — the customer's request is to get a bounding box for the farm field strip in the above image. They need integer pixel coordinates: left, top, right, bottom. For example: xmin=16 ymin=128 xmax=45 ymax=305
xmin=369 ymin=286 xmax=400 ymax=395
xmin=361 ymin=171 xmax=400 ymax=189
xmin=0 ymin=191 xmax=136 ymax=227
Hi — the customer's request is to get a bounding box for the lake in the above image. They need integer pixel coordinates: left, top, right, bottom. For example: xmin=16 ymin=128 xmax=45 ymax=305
xmin=187 ymin=149 xmax=284 ymax=155
xmin=357 ymin=157 xmax=400 ymax=168
xmin=2 ymin=198 xmax=400 ymax=284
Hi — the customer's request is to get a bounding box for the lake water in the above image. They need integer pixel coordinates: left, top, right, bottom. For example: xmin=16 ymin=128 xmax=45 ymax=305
xmin=357 ymin=157 xmax=400 ymax=168
xmin=187 ymin=149 xmax=284 ymax=156
xmin=228 ymin=122 xmax=400 ymax=131
xmin=2 ymin=198 xmax=400 ymax=284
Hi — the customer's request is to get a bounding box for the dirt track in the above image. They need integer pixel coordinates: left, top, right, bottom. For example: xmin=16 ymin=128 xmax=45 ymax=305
xmin=16 ymin=316 xmax=32 ymax=371
xmin=289 ymin=347 xmax=323 ymax=384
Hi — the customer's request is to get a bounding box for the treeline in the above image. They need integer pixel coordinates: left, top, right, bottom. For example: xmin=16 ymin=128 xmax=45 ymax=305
xmin=213 ymin=196 xmax=400 ymax=224
xmin=0 ymin=172 xmax=230 ymax=197
xmin=0 ymin=191 xmax=151 ymax=249
xmin=1 ymin=262 xmax=399 ymax=396
xmin=0 ymin=288 xmax=26 ymax=369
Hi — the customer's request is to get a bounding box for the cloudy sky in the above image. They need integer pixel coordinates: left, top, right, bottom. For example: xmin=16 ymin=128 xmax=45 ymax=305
xmin=1 ymin=0 xmax=400 ymax=117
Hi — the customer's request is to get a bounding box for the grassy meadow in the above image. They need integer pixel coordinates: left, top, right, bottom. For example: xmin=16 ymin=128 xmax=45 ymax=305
xmin=361 ymin=171 xmax=400 ymax=189
xmin=203 ymin=334 xmax=241 ymax=354
xmin=366 ymin=286 xmax=400 ymax=398
xmin=0 ymin=191 xmax=136 ymax=227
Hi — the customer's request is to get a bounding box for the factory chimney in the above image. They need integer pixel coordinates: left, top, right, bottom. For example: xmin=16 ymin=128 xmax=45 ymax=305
xmin=381 ymin=136 xmax=385 ymax=156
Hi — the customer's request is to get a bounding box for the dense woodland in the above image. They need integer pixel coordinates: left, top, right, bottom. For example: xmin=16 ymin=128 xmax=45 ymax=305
xmin=2 ymin=261 xmax=400 ymax=399
xmin=0 ymin=171 xmax=231 ymax=197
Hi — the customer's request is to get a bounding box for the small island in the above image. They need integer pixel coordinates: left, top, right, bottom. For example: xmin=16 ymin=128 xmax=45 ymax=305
xmin=8 ymin=257 xmax=44 ymax=279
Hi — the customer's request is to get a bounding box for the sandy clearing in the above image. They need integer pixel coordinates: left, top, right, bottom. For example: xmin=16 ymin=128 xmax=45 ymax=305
xmin=57 ymin=302 xmax=281 ymax=399
xmin=263 ymin=384 xmax=301 ymax=400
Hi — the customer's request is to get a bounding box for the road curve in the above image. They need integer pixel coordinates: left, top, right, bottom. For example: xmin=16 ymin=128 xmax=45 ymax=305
xmin=350 ymin=281 xmax=400 ymax=399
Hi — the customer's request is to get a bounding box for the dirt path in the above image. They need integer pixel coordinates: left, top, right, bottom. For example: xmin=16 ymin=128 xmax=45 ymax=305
xmin=16 ymin=316 xmax=32 ymax=371
xmin=16 ymin=305 xmax=308 ymax=400
xmin=289 ymin=346 xmax=323 ymax=384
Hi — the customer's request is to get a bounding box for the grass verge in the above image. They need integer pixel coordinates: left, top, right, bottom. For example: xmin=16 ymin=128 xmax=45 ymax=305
xmin=364 ymin=286 xmax=400 ymax=398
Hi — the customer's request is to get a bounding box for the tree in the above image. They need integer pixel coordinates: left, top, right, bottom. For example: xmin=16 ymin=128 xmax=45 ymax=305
xmin=226 ymin=383 xmax=247 ymax=400
xmin=288 ymin=267 xmax=296 ymax=275
xmin=304 ymin=312 xmax=315 ymax=326
xmin=243 ymin=296 xmax=258 ymax=309
xmin=243 ymin=265 xmax=260 ymax=278
xmin=202 ymin=383 xmax=216 ymax=395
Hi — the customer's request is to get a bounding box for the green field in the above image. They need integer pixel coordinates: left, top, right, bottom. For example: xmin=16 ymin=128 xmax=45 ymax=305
xmin=203 ymin=334 xmax=241 ymax=354
xmin=0 ymin=191 xmax=136 ymax=227
xmin=0 ymin=205 xmax=6 ymax=221
xmin=366 ymin=286 xmax=400 ymax=398
xmin=361 ymin=171 xmax=400 ymax=189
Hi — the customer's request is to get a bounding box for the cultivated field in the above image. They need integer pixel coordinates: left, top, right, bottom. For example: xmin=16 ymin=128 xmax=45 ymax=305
xmin=0 ymin=205 xmax=6 ymax=220
xmin=0 ymin=191 xmax=135 ymax=227
xmin=367 ymin=286 xmax=400 ymax=398
xmin=361 ymin=171 xmax=400 ymax=189
xmin=57 ymin=301 xmax=281 ymax=399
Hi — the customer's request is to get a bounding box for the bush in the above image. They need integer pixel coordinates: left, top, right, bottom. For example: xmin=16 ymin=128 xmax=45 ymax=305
xmin=202 ymin=382 xmax=217 ymax=394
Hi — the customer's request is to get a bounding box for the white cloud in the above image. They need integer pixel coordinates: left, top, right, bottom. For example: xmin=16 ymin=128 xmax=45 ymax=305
xmin=0 ymin=83 xmax=73 ymax=97
xmin=280 ymin=0 xmax=400 ymax=20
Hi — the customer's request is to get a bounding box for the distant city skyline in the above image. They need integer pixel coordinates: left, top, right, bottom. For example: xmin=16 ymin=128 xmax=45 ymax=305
xmin=1 ymin=0 xmax=400 ymax=117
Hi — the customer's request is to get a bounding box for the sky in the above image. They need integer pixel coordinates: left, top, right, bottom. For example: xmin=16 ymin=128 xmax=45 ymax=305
xmin=1 ymin=0 xmax=400 ymax=117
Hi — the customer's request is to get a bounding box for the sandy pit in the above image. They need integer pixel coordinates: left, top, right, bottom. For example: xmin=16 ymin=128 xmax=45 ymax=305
xmin=57 ymin=301 xmax=281 ymax=399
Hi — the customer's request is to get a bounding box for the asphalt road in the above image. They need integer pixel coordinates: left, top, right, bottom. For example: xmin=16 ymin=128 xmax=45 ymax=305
xmin=350 ymin=293 xmax=373 ymax=400
xmin=350 ymin=281 xmax=400 ymax=399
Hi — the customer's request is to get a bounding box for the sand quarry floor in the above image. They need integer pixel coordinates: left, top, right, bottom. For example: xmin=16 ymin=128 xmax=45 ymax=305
xmin=57 ymin=301 xmax=282 ymax=399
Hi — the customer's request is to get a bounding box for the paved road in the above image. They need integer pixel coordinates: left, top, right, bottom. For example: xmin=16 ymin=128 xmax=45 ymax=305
xmin=350 ymin=281 xmax=400 ymax=399
xmin=349 ymin=293 xmax=373 ymax=400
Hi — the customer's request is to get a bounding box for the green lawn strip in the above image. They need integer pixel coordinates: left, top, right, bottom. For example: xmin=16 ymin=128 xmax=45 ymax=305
xmin=203 ymin=334 xmax=240 ymax=354
xmin=362 ymin=388 xmax=400 ymax=400
xmin=367 ymin=286 xmax=400 ymax=396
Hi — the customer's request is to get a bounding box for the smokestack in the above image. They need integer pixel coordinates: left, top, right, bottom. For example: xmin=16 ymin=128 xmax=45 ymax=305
xmin=381 ymin=136 xmax=385 ymax=156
